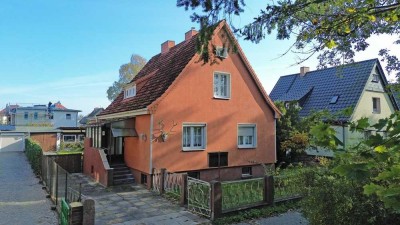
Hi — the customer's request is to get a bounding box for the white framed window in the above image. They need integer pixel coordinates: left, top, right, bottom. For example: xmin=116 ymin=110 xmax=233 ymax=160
xmin=34 ymin=112 xmax=38 ymax=120
xmin=182 ymin=123 xmax=206 ymax=151
xmin=214 ymin=72 xmax=231 ymax=99
xmin=66 ymin=114 xmax=71 ymax=120
xmin=372 ymin=97 xmax=381 ymax=113
xmin=372 ymin=74 xmax=379 ymax=83
xmin=78 ymin=135 xmax=85 ymax=142
xmin=24 ymin=112 xmax=29 ymax=120
xmin=124 ymin=85 xmax=136 ymax=99
xmin=238 ymin=124 xmax=257 ymax=148
xmin=63 ymin=135 xmax=76 ymax=142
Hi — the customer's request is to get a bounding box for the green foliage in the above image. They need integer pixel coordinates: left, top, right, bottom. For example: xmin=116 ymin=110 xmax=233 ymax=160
xmin=59 ymin=142 xmax=84 ymax=152
xmin=177 ymin=0 xmax=400 ymax=76
xmin=300 ymin=166 xmax=400 ymax=225
xmin=305 ymin=111 xmax=400 ymax=223
xmin=212 ymin=201 xmax=301 ymax=225
xmin=107 ymin=54 xmax=147 ymax=101
xmin=222 ymin=178 xmax=264 ymax=210
xmin=25 ymin=138 xmax=42 ymax=175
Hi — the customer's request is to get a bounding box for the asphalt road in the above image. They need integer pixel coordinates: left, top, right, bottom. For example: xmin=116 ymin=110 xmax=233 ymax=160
xmin=0 ymin=152 xmax=58 ymax=225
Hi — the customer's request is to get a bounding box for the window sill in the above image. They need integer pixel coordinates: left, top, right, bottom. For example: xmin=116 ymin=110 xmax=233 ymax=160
xmin=182 ymin=148 xmax=205 ymax=152
xmin=213 ymin=96 xmax=231 ymax=100
xmin=372 ymin=111 xmax=381 ymax=114
xmin=241 ymin=174 xmax=253 ymax=179
xmin=238 ymin=146 xmax=256 ymax=149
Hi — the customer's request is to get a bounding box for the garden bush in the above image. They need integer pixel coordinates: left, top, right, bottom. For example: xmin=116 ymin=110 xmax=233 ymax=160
xmin=25 ymin=138 xmax=43 ymax=175
xmin=301 ymin=167 xmax=400 ymax=225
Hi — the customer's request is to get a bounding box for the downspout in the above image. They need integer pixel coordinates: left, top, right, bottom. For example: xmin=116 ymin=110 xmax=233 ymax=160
xmin=149 ymin=114 xmax=153 ymax=174
xmin=274 ymin=118 xmax=277 ymax=163
xmin=342 ymin=124 xmax=346 ymax=151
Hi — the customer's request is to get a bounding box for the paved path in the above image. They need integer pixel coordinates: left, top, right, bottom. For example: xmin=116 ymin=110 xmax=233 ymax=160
xmin=70 ymin=173 xmax=209 ymax=225
xmin=234 ymin=211 xmax=308 ymax=225
xmin=0 ymin=152 xmax=58 ymax=225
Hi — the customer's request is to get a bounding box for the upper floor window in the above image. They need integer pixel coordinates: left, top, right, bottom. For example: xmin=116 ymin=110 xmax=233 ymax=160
xmin=34 ymin=112 xmax=38 ymax=120
xmin=238 ymin=124 xmax=257 ymax=148
xmin=24 ymin=112 xmax=28 ymax=120
xmin=214 ymin=72 xmax=230 ymax=99
xmin=66 ymin=114 xmax=72 ymax=120
xmin=124 ymin=85 xmax=136 ymax=99
xmin=182 ymin=123 xmax=206 ymax=151
xmin=372 ymin=97 xmax=381 ymax=114
xmin=372 ymin=74 xmax=379 ymax=83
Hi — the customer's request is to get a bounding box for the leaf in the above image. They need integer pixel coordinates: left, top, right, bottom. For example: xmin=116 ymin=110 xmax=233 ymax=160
xmin=364 ymin=183 xmax=381 ymax=195
xmin=325 ymin=39 xmax=337 ymax=49
xmin=368 ymin=15 xmax=376 ymax=22
xmin=346 ymin=8 xmax=356 ymax=13
xmin=374 ymin=145 xmax=387 ymax=153
xmin=357 ymin=117 xmax=370 ymax=130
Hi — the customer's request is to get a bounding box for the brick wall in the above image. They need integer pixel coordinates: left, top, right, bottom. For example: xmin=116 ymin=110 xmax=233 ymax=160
xmin=83 ymin=138 xmax=111 ymax=186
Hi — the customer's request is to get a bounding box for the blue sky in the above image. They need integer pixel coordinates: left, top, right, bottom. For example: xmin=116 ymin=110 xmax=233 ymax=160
xmin=1 ymin=1 xmax=399 ymax=115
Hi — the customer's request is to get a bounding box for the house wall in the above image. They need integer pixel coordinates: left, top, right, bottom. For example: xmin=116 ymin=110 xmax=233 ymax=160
xmin=149 ymin=30 xmax=276 ymax=176
xmin=52 ymin=111 xmax=79 ymax=128
xmin=124 ymin=114 xmax=151 ymax=174
xmin=30 ymin=133 xmax=57 ymax=152
xmin=14 ymin=108 xmax=79 ymax=128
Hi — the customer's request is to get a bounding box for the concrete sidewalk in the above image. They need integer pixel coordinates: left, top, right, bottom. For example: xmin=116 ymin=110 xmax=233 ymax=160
xmin=70 ymin=173 xmax=209 ymax=225
xmin=0 ymin=152 xmax=58 ymax=225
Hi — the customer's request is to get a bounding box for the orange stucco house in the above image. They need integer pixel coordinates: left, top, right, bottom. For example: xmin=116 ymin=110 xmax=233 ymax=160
xmin=84 ymin=21 xmax=280 ymax=187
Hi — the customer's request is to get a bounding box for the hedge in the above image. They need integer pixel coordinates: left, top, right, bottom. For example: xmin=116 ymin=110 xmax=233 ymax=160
xmin=25 ymin=138 xmax=42 ymax=175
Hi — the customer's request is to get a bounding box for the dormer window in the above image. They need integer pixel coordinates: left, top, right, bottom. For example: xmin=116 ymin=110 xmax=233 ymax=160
xmin=372 ymin=74 xmax=379 ymax=83
xmin=124 ymin=85 xmax=136 ymax=99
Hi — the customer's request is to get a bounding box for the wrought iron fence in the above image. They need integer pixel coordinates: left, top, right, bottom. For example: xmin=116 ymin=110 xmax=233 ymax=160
xmin=41 ymin=156 xmax=82 ymax=209
xmin=187 ymin=177 xmax=211 ymax=218
xmin=221 ymin=177 xmax=264 ymax=211
xmin=274 ymin=175 xmax=302 ymax=201
xmin=164 ymin=171 xmax=183 ymax=199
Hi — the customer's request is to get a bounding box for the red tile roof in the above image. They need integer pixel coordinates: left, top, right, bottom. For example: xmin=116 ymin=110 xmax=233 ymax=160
xmin=100 ymin=34 xmax=198 ymax=116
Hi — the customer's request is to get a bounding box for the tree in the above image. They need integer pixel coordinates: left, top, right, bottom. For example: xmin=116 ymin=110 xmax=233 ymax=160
xmin=177 ymin=0 xmax=400 ymax=77
xmin=107 ymin=54 xmax=147 ymax=101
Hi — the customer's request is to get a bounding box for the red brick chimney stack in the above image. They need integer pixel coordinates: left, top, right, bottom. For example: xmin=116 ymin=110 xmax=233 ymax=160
xmin=185 ymin=27 xmax=198 ymax=41
xmin=161 ymin=40 xmax=175 ymax=54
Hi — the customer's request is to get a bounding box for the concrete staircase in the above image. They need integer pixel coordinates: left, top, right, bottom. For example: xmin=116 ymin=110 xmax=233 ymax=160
xmin=111 ymin=163 xmax=135 ymax=185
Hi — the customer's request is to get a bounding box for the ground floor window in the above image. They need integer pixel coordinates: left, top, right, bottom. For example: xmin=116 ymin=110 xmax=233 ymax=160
xmin=208 ymin=152 xmax=228 ymax=167
xmin=242 ymin=166 xmax=252 ymax=178
xmin=63 ymin=135 xmax=76 ymax=142
xmin=238 ymin=124 xmax=257 ymax=148
xmin=141 ymin=173 xmax=147 ymax=184
xmin=187 ymin=171 xmax=200 ymax=179
xmin=182 ymin=123 xmax=206 ymax=151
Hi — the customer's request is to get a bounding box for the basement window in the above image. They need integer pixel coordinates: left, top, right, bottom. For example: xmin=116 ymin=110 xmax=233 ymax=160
xmin=330 ymin=95 xmax=339 ymax=104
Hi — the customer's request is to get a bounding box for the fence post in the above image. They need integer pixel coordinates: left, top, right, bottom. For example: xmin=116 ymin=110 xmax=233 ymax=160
xmin=160 ymin=168 xmax=166 ymax=194
xmin=210 ymin=180 xmax=222 ymax=220
xmin=69 ymin=202 xmax=83 ymax=225
xmin=180 ymin=173 xmax=188 ymax=206
xmin=82 ymin=199 xmax=95 ymax=225
xmin=264 ymin=175 xmax=274 ymax=205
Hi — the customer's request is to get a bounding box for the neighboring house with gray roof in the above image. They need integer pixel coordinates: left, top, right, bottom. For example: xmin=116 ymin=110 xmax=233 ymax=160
xmin=270 ymin=58 xmax=400 ymax=156
xmin=79 ymin=107 xmax=104 ymax=126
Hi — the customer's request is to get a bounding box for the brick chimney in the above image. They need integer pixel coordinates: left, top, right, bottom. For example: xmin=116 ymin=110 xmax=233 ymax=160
xmin=185 ymin=27 xmax=198 ymax=41
xmin=300 ymin=66 xmax=310 ymax=76
xmin=161 ymin=40 xmax=175 ymax=54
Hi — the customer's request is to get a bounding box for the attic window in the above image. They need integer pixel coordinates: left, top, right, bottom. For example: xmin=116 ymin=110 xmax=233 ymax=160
xmin=124 ymin=85 xmax=136 ymax=99
xmin=372 ymin=74 xmax=379 ymax=83
xmin=330 ymin=95 xmax=339 ymax=104
xmin=215 ymin=46 xmax=228 ymax=58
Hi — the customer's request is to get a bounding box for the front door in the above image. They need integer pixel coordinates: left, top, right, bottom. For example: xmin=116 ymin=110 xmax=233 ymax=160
xmin=114 ymin=137 xmax=124 ymax=163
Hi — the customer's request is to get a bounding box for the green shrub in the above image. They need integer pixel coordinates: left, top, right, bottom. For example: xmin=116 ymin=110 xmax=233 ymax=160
xmin=301 ymin=168 xmax=400 ymax=225
xmin=25 ymin=138 xmax=43 ymax=175
xmin=59 ymin=142 xmax=84 ymax=152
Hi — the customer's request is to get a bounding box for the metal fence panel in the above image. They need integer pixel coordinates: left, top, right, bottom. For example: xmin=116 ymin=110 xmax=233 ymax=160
xmin=274 ymin=175 xmax=302 ymax=201
xmin=221 ymin=177 xmax=264 ymax=211
xmin=187 ymin=177 xmax=211 ymax=218
xmin=164 ymin=172 xmax=183 ymax=199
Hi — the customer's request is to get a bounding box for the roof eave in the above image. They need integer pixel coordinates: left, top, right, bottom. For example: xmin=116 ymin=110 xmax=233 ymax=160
xmin=97 ymin=108 xmax=149 ymax=121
